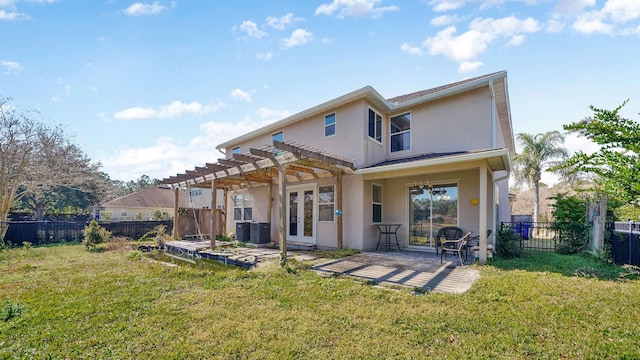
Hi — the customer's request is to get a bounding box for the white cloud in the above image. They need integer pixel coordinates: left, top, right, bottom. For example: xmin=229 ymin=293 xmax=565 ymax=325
xmin=546 ymin=19 xmax=565 ymax=32
xmin=123 ymin=2 xmax=168 ymax=16
xmin=469 ymin=16 xmax=540 ymax=37
xmin=0 ymin=9 xmax=28 ymax=21
xmin=429 ymin=0 xmax=467 ymax=12
xmin=602 ymin=0 xmax=640 ymax=23
xmin=100 ymin=137 xmax=192 ymax=182
xmin=256 ymin=52 xmax=273 ymax=60
xmin=458 ymin=60 xmax=483 ymax=73
xmin=114 ymin=100 xmax=226 ymax=120
xmin=572 ymin=12 xmax=614 ymax=34
xmin=315 ymin=0 xmax=398 ymax=19
xmin=235 ymin=20 xmax=267 ymax=39
xmin=257 ymin=107 xmax=291 ymax=121
xmin=554 ymin=0 xmax=595 ymax=16
xmin=505 ymin=34 xmax=525 ymax=46
xmin=1 ymin=60 xmax=23 ymax=74
xmin=282 ymin=28 xmax=313 ymax=48
xmin=423 ymin=26 xmax=492 ymax=62
xmin=400 ymin=43 xmax=423 ymax=56
xmin=266 ymin=13 xmax=303 ymax=30
xmin=230 ymin=88 xmax=252 ymax=103
xmin=421 ymin=16 xmax=540 ymax=70
xmin=431 ymin=14 xmax=462 ymax=26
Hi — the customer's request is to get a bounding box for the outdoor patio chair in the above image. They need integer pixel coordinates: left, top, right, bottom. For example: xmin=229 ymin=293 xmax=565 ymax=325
xmin=435 ymin=226 xmax=464 ymax=254
xmin=466 ymin=229 xmax=492 ymax=259
xmin=440 ymin=232 xmax=472 ymax=266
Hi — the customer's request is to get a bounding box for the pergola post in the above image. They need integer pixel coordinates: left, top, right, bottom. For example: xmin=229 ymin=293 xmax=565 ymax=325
xmin=173 ymin=187 xmax=179 ymax=240
xmin=479 ymin=165 xmax=488 ymax=264
xmin=211 ymin=179 xmax=217 ymax=249
xmin=267 ymin=180 xmax=273 ymax=233
xmin=278 ymin=164 xmax=288 ymax=257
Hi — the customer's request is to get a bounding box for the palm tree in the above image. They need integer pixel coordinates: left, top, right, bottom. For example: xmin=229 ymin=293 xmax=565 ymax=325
xmin=513 ymin=131 xmax=569 ymax=222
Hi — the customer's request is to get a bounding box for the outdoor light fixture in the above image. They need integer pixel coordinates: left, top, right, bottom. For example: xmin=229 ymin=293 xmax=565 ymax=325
xmin=471 ymin=197 xmax=479 ymax=205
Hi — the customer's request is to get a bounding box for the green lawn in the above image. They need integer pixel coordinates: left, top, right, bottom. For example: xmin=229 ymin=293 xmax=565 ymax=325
xmin=1 ymin=245 xmax=639 ymax=359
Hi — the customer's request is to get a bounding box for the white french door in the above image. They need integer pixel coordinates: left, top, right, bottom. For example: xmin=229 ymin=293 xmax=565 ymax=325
xmin=287 ymin=185 xmax=316 ymax=244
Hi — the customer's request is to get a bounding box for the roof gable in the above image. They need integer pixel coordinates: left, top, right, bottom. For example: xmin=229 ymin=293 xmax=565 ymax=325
xmin=102 ymin=187 xmax=186 ymax=208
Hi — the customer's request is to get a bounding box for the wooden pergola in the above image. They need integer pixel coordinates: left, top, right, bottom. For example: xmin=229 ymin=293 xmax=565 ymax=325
xmin=161 ymin=141 xmax=356 ymax=255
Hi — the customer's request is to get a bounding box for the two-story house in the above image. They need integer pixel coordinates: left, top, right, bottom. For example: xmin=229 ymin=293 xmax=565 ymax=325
xmin=162 ymin=71 xmax=514 ymax=263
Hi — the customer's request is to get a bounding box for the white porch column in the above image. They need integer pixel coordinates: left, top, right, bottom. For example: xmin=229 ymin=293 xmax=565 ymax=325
xmin=479 ymin=165 xmax=488 ymax=263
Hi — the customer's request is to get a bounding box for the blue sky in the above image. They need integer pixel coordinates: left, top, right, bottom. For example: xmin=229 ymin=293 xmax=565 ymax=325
xmin=1 ymin=0 xmax=638 ymax=183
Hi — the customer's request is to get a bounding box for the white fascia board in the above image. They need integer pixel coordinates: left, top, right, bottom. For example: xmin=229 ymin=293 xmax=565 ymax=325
xmin=355 ymin=148 xmax=512 ymax=176
xmin=388 ymin=71 xmax=507 ymax=112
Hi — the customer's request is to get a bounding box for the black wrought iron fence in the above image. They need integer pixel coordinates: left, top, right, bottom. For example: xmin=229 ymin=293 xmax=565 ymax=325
xmin=606 ymin=222 xmax=640 ymax=266
xmin=501 ymin=222 xmax=559 ymax=252
xmin=1 ymin=220 xmax=173 ymax=246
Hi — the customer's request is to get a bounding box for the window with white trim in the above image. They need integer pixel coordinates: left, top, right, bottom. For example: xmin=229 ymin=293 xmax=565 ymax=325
xmin=390 ymin=112 xmax=411 ymax=152
xmin=318 ymin=185 xmax=335 ymax=222
xmin=368 ymin=108 xmax=382 ymax=142
xmin=324 ymin=113 xmax=336 ymax=137
xmin=233 ymin=193 xmax=253 ymax=221
xmin=372 ymin=184 xmax=382 ymax=223
xmin=231 ymin=147 xmax=240 ymax=154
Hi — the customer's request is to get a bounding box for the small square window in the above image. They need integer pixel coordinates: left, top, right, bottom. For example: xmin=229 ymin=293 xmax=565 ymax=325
xmin=231 ymin=147 xmax=240 ymax=154
xmin=272 ymin=131 xmax=283 ymax=143
xmin=368 ymin=109 xmax=382 ymax=142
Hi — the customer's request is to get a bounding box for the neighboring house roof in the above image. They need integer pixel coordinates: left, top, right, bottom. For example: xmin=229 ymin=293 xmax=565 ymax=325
xmin=217 ymin=70 xmax=514 ymax=155
xmin=101 ymin=187 xmax=186 ymax=208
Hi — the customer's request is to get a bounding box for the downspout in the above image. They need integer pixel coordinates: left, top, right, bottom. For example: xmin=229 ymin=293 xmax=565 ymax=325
xmin=489 ymin=80 xmax=496 ymax=149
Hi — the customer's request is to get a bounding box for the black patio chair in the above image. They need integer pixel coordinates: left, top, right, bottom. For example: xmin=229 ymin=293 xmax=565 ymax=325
xmin=435 ymin=226 xmax=464 ymax=254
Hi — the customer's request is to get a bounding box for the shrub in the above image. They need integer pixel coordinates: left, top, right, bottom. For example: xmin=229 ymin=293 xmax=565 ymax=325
xmin=151 ymin=208 xmax=170 ymax=220
xmin=82 ymin=220 xmax=111 ymax=251
xmin=549 ymin=194 xmax=590 ymax=254
xmin=496 ymin=224 xmax=522 ymax=259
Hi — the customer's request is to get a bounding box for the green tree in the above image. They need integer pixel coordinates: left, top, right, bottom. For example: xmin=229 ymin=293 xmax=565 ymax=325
xmin=555 ymin=100 xmax=640 ymax=204
xmin=513 ymin=131 xmax=569 ymax=222
xmin=0 ymin=98 xmax=103 ymax=241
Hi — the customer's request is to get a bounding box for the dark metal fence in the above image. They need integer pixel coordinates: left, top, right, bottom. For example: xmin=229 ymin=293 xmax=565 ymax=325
xmin=501 ymin=222 xmax=559 ymax=252
xmin=606 ymin=222 xmax=640 ymax=266
xmin=2 ymin=220 xmax=173 ymax=246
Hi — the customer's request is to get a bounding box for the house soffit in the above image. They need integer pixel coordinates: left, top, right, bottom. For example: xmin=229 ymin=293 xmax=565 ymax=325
xmin=161 ymin=140 xmax=355 ymax=189
xmin=356 ymin=149 xmax=511 ymax=180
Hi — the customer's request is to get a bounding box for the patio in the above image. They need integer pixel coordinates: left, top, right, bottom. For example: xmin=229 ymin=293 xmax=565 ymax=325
xmin=165 ymin=240 xmax=480 ymax=293
xmin=312 ymin=250 xmax=480 ymax=294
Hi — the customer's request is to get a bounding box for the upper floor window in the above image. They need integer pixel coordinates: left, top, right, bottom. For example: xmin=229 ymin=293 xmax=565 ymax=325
xmin=368 ymin=109 xmax=382 ymax=142
xmin=390 ymin=112 xmax=411 ymax=152
xmin=324 ymin=113 xmax=336 ymax=137
xmin=231 ymin=146 xmax=240 ymax=154
xmin=272 ymin=131 xmax=283 ymax=144
xmin=190 ymin=189 xmax=202 ymax=196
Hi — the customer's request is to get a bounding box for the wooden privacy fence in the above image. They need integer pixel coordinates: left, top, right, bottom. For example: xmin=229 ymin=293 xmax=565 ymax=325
xmin=1 ymin=220 xmax=173 ymax=246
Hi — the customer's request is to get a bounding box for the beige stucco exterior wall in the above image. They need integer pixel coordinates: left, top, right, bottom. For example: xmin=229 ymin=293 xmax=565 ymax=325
xmin=387 ymin=88 xmax=493 ymax=159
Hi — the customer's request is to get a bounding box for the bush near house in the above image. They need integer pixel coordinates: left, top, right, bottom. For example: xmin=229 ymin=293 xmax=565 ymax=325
xmin=549 ymin=194 xmax=590 ymax=254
